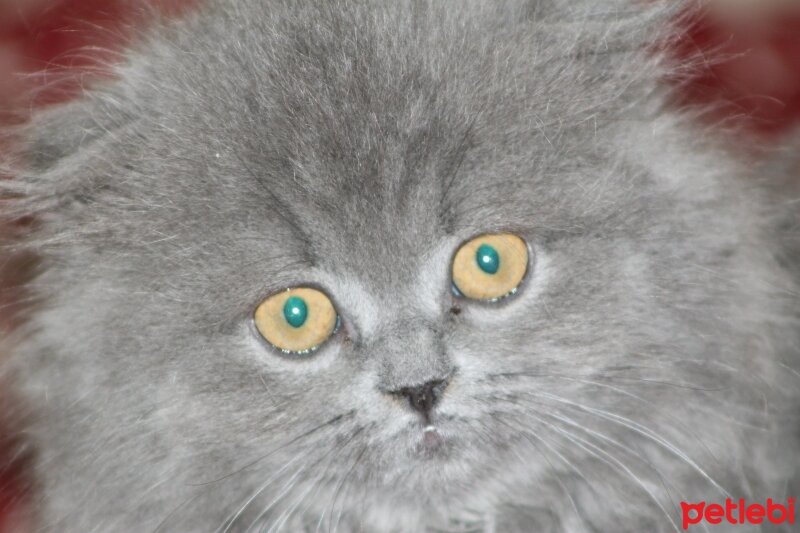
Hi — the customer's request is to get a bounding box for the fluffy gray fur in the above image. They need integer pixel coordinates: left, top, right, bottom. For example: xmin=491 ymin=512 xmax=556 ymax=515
xmin=2 ymin=0 xmax=800 ymax=531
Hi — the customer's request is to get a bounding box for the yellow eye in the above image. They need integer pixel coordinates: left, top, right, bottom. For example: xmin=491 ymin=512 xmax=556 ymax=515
xmin=451 ymin=233 xmax=529 ymax=301
xmin=254 ymin=287 xmax=339 ymax=354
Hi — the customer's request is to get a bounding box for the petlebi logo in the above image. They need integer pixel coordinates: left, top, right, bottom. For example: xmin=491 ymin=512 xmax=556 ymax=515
xmin=681 ymin=498 xmax=796 ymax=530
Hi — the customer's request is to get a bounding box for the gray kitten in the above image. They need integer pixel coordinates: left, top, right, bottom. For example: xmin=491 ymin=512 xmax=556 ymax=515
xmin=2 ymin=0 xmax=800 ymax=531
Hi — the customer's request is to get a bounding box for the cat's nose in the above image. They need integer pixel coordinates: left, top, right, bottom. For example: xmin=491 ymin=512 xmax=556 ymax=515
xmin=393 ymin=378 xmax=449 ymax=419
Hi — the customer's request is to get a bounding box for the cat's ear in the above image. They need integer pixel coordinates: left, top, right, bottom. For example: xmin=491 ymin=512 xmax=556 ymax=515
xmin=1 ymin=90 xmax=135 ymax=221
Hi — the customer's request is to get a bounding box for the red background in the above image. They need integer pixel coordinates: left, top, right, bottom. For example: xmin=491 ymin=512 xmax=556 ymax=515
xmin=1 ymin=1 xmax=799 ymax=531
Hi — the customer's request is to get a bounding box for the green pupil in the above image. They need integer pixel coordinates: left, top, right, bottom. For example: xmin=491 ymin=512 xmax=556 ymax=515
xmin=283 ymin=296 xmax=308 ymax=328
xmin=476 ymin=244 xmax=500 ymax=275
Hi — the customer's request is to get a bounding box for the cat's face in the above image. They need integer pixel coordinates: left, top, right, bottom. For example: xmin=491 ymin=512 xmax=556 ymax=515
xmin=13 ymin=1 xmax=800 ymax=530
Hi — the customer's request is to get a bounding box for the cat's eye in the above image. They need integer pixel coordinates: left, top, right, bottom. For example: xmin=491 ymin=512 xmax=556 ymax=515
xmin=254 ymin=287 xmax=339 ymax=354
xmin=451 ymin=233 xmax=529 ymax=301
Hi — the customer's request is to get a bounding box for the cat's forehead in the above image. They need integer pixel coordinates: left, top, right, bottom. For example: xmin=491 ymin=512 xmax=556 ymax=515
xmin=115 ymin=0 xmax=657 ymax=289
xmin=264 ymin=172 xmax=452 ymax=287
xmin=239 ymin=124 xmax=531 ymax=285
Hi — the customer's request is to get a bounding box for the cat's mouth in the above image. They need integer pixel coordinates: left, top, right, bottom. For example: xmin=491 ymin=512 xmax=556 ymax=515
xmin=384 ymin=413 xmax=471 ymax=469
xmin=410 ymin=422 xmax=455 ymax=460
xmin=419 ymin=425 xmax=445 ymax=452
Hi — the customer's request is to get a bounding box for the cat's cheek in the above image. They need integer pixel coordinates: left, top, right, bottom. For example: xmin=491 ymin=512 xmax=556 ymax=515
xmin=431 ymin=357 xmax=488 ymax=420
xmin=346 ymin=372 xmax=419 ymax=435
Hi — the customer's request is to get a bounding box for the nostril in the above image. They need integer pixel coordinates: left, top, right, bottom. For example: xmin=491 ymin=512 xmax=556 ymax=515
xmin=408 ymin=384 xmax=433 ymax=413
xmin=394 ymin=379 xmax=448 ymax=420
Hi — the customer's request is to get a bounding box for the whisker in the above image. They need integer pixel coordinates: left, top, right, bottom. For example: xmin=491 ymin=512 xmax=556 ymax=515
xmin=540 ymin=408 xmax=682 ymax=506
xmin=532 ymin=391 xmax=731 ymax=498
xmin=492 ymin=414 xmax=586 ymax=526
xmin=518 ymin=408 xmax=681 ymax=533
xmin=190 ymin=411 xmax=355 ymax=487
xmin=315 ymin=439 xmax=368 ymax=533
xmin=330 ymin=444 xmax=369 ymax=533
xmin=216 ymin=451 xmax=307 ymax=533
xmin=266 ymin=426 xmax=366 ymax=533
xmin=152 ymin=493 xmax=203 ymax=533
xmin=246 ymin=461 xmax=309 ymax=533
xmin=550 ymin=375 xmax=723 ymax=468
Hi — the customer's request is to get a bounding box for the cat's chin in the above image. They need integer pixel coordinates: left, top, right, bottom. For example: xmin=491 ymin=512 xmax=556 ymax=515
xmin=417 ymin=425 xmax=446 ymax=455
xmin=377 ymin=416 xmax=509 ymax=487
xmin=395 ymin=416 xmax=465 ymax=462
xmin=325 ymin=419 xmax=522 ymax=531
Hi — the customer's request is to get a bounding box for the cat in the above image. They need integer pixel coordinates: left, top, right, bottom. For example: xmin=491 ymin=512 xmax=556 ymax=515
xmin=2 ymin=0 xmax=800 ymax=531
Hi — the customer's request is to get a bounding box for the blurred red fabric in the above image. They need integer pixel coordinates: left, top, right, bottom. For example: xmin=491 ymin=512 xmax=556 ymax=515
xmin=0 ymin=1 xmax=799 ymax=531
xmin=673 ymin=3 xmax=800 ymax=135
xmin=1 ymin=3 xmax=195 ymax=531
